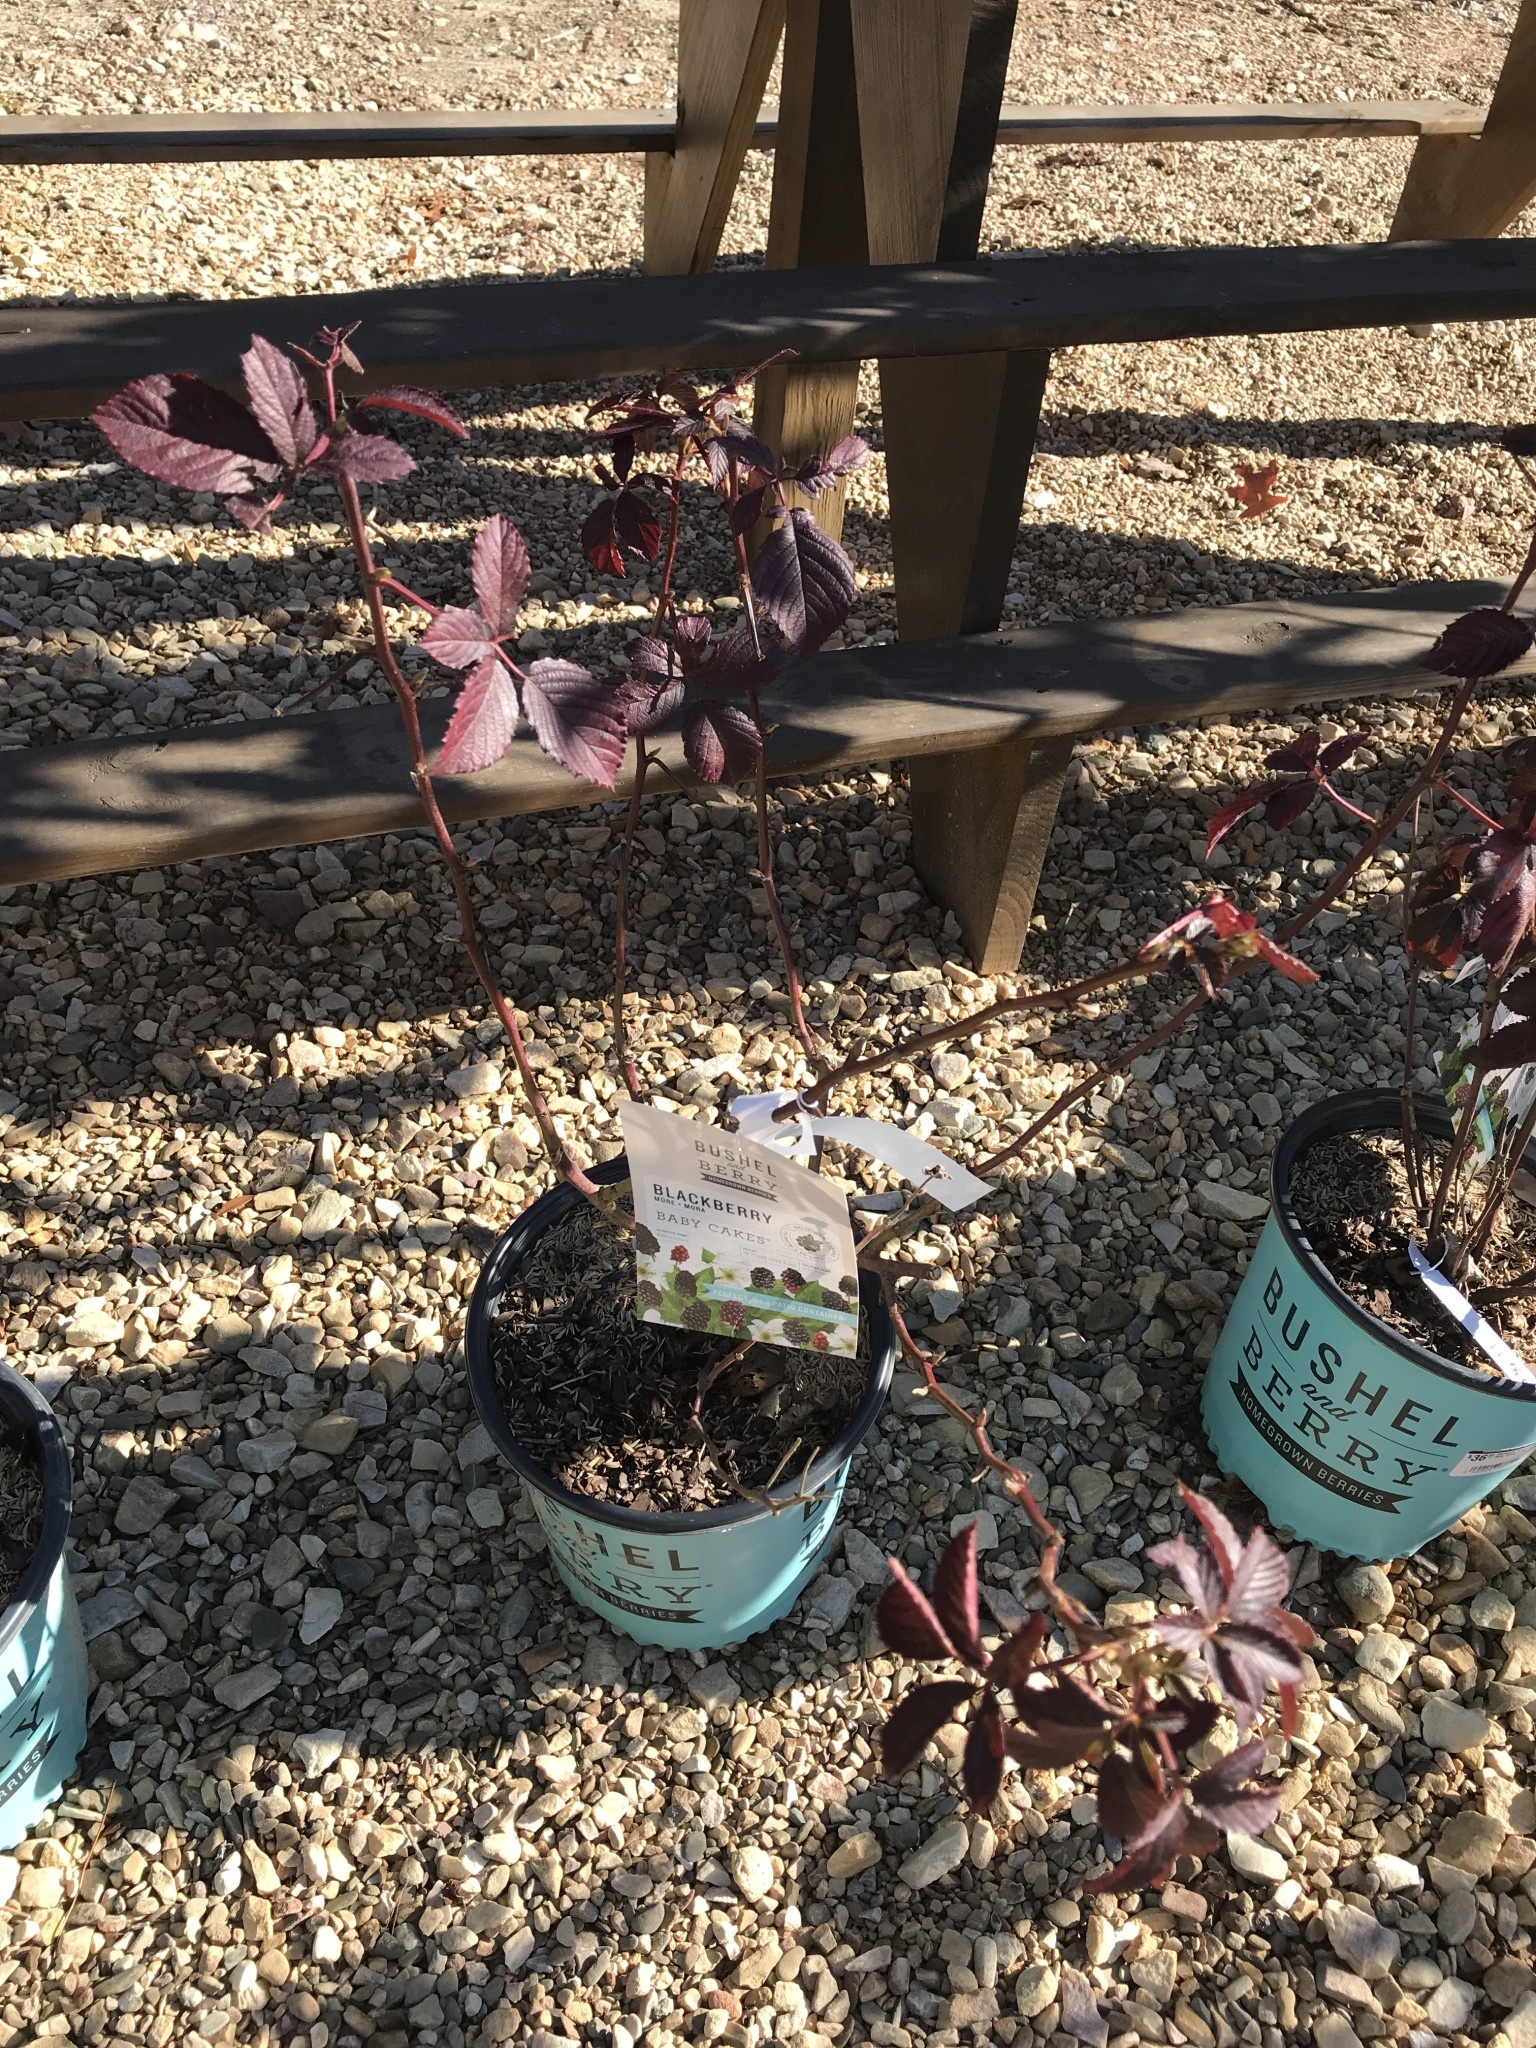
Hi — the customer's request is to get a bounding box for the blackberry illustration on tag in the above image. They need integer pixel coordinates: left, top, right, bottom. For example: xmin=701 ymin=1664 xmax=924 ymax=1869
xmin=621 ymin=1102 xmax=860 ymax=1355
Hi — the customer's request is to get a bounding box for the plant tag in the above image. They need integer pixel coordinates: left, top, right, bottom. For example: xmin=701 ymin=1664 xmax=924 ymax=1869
xmin=1408 ymin=1241 xmax=1536 ymax=1386
xmin=620 ymin=1101 xmax=860 ymax=1355
xmin=729 ymin=1092 xmax=992 ymax=1213
xmin=1450 ymin=1440 xmax=1536 ymax=1478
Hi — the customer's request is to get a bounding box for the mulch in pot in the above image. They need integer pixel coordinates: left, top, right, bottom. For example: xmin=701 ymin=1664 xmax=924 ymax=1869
xmin=1291 ymin=1126 xmax=1536 ymax=1372
xmin=487 ymin=1199 xmax=869 ymax=1513
xmin=0 ymin=1424 xmax=42 ymax=1611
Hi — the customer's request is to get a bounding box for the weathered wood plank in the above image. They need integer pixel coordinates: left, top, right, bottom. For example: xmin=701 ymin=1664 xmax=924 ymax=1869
xmin=0 ymin=581 xmax=1507 ymax=887
xmin=643 ymin=0 xmax=784 ymax=275
xmin=0 ymin=98 xmax=1478 ymax=168
xmin=5 ymin=240 xmax=1535 ymax=424
xmin=1391 ymin=0 xmax=1536 ymax=238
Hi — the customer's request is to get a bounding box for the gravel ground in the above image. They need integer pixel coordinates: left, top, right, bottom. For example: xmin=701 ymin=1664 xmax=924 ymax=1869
xmin=5 ymin=5 xmax=1536 ymax=2048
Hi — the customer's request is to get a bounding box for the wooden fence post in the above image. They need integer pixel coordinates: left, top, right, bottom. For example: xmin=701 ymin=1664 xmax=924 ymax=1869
xmin=1391 ymin=0 xmax=1536 ymax=239
xmin=643 ymin=0 xmax=784 ymax=277
xmin=751 ymin=0 xmax=869 ymax=541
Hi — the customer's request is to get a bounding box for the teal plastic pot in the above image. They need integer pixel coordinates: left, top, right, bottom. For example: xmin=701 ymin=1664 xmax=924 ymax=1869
xmin=466 ymin=1162 xmax=895 ymax=1649
xmin=1204 ymin=1090 xmax=1536 ymax=1561
xmin=0 ymin=1365 xmax=86 ymax=1847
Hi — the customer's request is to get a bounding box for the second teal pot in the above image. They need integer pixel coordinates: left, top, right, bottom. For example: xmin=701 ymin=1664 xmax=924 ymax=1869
xmin=1204 ymin=1090 xmax=1536 ymax=1560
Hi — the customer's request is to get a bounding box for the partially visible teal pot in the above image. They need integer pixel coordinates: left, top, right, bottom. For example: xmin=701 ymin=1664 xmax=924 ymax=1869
xmin=1205 ymin=1090 xmax=1536 ymax=1562
xmin=466 ymin=1160 xmax=895 ymax=1651
xmin=0 ymin=1364 xmax=86 ymax=1847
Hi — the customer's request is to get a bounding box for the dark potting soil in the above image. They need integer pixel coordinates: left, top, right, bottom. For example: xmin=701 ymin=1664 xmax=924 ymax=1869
xmin=486 ymin=1200 xmax=869 ymax=1512
xmin=0 ymin=1425 xmax=42 ymax=1611
xmin=1291 ymin=1128 xmax=1536 ymax=1372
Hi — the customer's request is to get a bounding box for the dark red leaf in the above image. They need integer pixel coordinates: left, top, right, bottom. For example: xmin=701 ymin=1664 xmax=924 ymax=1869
xmin=989 ymin=1611 xmax=1048 ymax=1695
xmin=422 ymin=606 xmax=496 ymax=671
xmin=876 ymin=1563 xmax=955 ymax=1662
xmin=1254 ymin=931 xmax=1320 ymax=987
xmin=92 ymin=373 xmax=280 ymax=496
xmin=1319 ymin=730 xmax=1369 ymax=773
xmin=1225 ymin=1526 xmax=1291 ymax=1623
xmin=681 ymin=700 xmax=761 ymax=785
xmin=1423 ymin=607 xmax=1535 ymax=681
xmin=1083 ymin=1795 xmax=1191 ymax=1894
xmin=1208 ymin=1621 xmax=1309 ymax=1725
xmin=1479 ymin=1012 xmax=1536 ymax=1071
xmin=882 ymin=1679 xmax=974 ymax=1778
xmin=314 ymin=429 xmax=415 ymax=483
xmin=1206 ymin=783 xmax=1280 ymax=855
xmin=1096 ymin=1744 xmax=1166 ymax=1841
xmin=1006 ymin=1721 xmax=1108 ymax=1770
xmin=1227 ymin=460 xmax=1286 ymax=519
xmin=627 ymin=635 xmax=681 ymax=679
xmin=1503 ymin=424 xmax=1536 ymax=457
xmin=471 ymin=515 xmax=531 ymax=638
xmin=1145 ymin=1695 xmax=1222 ymax=1756
xmin=618 ymin=675 xmax=686 ymax=736
xmin=932 ymin=1523 xmax=986 ymax=1671
xmin=1180 ymin=1486 xmax=1244 ymax=1587
xmin=1146 ymin=1533 xmax=1224 ymax=1620
xmin=963 ymin=1692 xmax=1006 ymax=1811
xmin=1263 ymin=729 xmax=1321 ymax=775
xmin=581 ymin=498 xmax=625 ymax=577
xmin=1262 ymin=777 xmax=1321 ymax=833
xmin=1190 ymin=1738 xmax=1280 ymax=1836
xmin=730 ymin=485 xmax=768 ymax=537
xmin=707 ymin=624 xmax=786 ymax=695
xmin=1500 ymin=967 xmax=1536 ymax=1017
xmin=351 ymin=385 xmax=467 ymax=437
xmin=674 ymin=614 xmax=712 ymax=661
xmin=241 ymin=335 xmax=318 ymax=469
xmin=435 ymin=651 xmax=521 ymax=776
xmin=521 ymin=659 xmax=627 ymax=790
xmin=613 ymin=486 xmax=663 ymax=562
xmin=796 ymin=433 xmax=870 ymax=496
xmin=752 ymin=508 xmax=856 ymax=655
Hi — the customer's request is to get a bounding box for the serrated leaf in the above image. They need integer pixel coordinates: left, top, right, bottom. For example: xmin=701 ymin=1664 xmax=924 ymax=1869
xmin=1206 ymin=782 xmax=1280 ymax=855
xmin=1180 ymin=1485 xmax=1244 ymax=1587
xmin=1189 ymin=1738 xmax=1279 ymax=1835
xmin=581 ymin=498 xmax=625 ymax=577
xmin=1083 ymin=1797 xmax=1190 ymax=1895
xmin=241 ymin=335 xmax=318 ymax=469
xmin=1095 ymin=1745 xmax=1166 ymax=1842
xmin=1423 ymin=607 xmax=1536 ymax=681
xmin=681 ymin=700 xmax=760 ymax=785
xmin=351 ymin=385 xmax=467 ymax=437
xmin=471 ymin=514 xmax=531 ymax=638
xmin=875 ymin=1562 xmax=955 ymax=1662
xmin=932 ymin=1523 xmax=985 ymax=1671
xmin=422 ymin=606 xmax=496 ymax=671
xmin=435 ymin=651 xmax=522 ymax=776
xmin=1146 ymin=1534 xmax=1224 ymax=1620
xmin=315 ymin=429 xmax=416 ymax=483
xmin=521 ymin=658 xmax=627 ymax=789
xmin=613 ymin=486 xmax=662 ymax=562
xmin=881 ymin=1679 xmax=974 ymax=1778
xmin=962 ymin=1692 xmax=1005 ymax=1812
xmin=1225 ymin=1526 xmax=1291 ymax=1622
xmin=92 ymin=373 xmax=280 ymax=496
xmin=796 ymin=433 xmax=870 ymax=496
xmin=752 ymin=508 xmax=856 ymax=655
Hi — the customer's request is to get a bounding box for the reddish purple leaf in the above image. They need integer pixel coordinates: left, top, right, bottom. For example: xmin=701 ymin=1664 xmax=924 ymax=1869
xmin=1481 ymin=1011 xmax=1536 ymax=1070
xmin=932 ymin=1523 xmax=986 ymax=1672
xmin=315 ymin=429 xmax=416 ymax=483
xmin=435 ymin=652 xmax=522 ymax=776
xmin=618 ymin=675 xmax=686 ymax=736
xmin=241 ymin=335 xmax=318 ymax=469
xmin=1423 ymin=607 xmax=1535 ymax=681
xmin=1146 ymin=1695 xmax=1222 ymax=1756
xmin=1190 ymin=1738 xmax=1279 ymax=1836
xmin=730 ymin=484 xmax=768 ymax=536
xmin=708 ymin=624 xmax=786 ymax=695
xmin=1206 ymin=782 xmax=1279 ymax=855
xmin=1264 ymin=729 xmax=1321 ymax=775
xmin=752 ymin=508 xmax=856 ymax=655
xmin=989 ymin=1612 xmax=1048 ymax=1696
xmin=1263 ymin=777 xmax=1321 ymax=833
xmin=422 ymin=606 xmax=496 ymax=671
xmin=1095 ymin=1745 xmax=1167 ymax=1842
xmin=581 ymin=498 xmax=625 ymax=577
xmin=881 ymin=1679 xmax=974 ymax=1778
xmin=92 ymin=373 xmax=280 ymax=496
xmin=1180 ymin=1487 xmax=1244 ymax=1587
xmin=351 ymin=385 xmax=467 ymax=437
xmin=1207 ymin=1621 xmax=1308 ymax=1726
xmin=962 ymin=1693 xmax=1006 ymax=1812
xmin=1319 ymin=730 xmax=1368 ymax=772
xmin=1225 ymin=1527 xmax=1291 ymax=1622
xmin=681 ymin=701 xmax=761 ymax=785
xmin=1084 ymin=1797 xmax=1191 ymax=1894
xmin=1146 ymin=1534 xmax=1224 ymax=1620
xmin=876 ymin=1562 xmax=954 ymax=1662
xmin=796 ymin=433 xmax=870 ymax=497
xmin=521 ymin=659 xmax=627 ymax=790
xmin=613 ymin=487 xmax=662 ymax=562
xmin=471 ymin=515 xmax=531 ymax=638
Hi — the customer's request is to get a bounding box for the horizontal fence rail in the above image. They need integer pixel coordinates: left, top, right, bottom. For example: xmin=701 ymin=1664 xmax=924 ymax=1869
xmin=0 ymin=97 xmax=1482 ymax=169
xmin=0 ymin=239 xmax=1532 ymax=421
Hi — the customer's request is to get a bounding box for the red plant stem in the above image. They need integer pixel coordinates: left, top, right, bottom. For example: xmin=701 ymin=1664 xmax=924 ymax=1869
xmin=1433 ymin=779 xmax=1503 ymax=832
xmin=880 ymin=1280 xmax=1089 ymax=1626
xmin=612 ymin=737 xmax=651 ymax=1100
xmin=332 ymin=467 xmax=606 ymax=1204
xmin=745 ymin=681 xmax=822 ymax=1067
xmin=1318 ymin=777 xmax=1380 ymax=829
xmin=375 ymin=574 xmax=440 ymax=615
xmin=800 ymin=960 xmax=1145 ymax=1114
xmin=975 ymin=989 xmax=1211 ymax=1179
xmin=1276 ymin=677 xmax=1479 ymax=945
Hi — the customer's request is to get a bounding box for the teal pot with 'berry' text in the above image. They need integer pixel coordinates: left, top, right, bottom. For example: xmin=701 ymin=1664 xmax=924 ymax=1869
xmin=0 ymin=1363 xmax=87 ymax=1847
xmin=1204 ymin=1090 xmax=1536 ymax=1561
xmin=465 ymin=1162 xmax=895 ymax=1650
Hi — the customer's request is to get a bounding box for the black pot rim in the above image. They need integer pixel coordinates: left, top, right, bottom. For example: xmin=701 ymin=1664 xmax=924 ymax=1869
xmin=0 ymin=1364 xmax=73 ymax=1659
xmin=464 ymin=1156 xmax=897 ymax=1534
xmin=1271 ymin=1086 xmax=1536 ymax=1405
